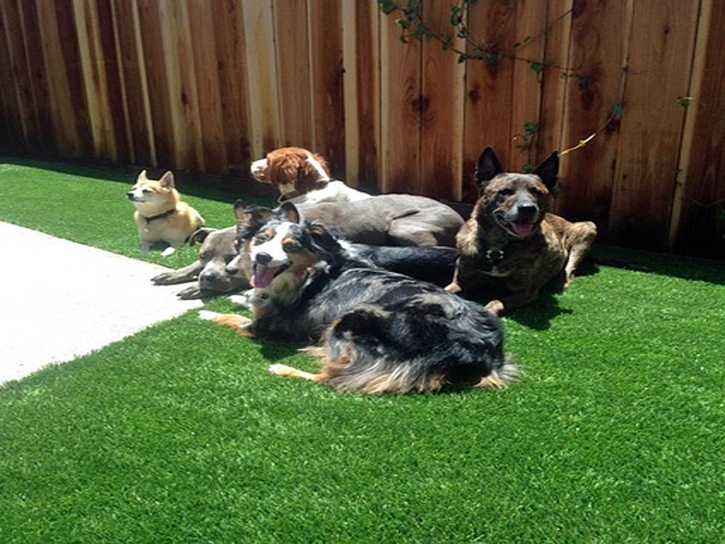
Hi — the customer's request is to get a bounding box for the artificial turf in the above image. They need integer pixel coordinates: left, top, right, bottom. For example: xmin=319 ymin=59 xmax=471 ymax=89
xmin=0 ymin=158 xmax=723 ymax=542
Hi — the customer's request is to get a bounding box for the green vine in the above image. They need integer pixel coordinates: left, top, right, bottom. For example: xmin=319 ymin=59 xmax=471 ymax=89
xmin=378 ymin=0 xmax=625 ymax=158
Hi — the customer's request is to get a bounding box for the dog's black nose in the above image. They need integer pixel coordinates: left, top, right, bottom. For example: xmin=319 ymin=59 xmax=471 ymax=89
xmin=517 ymin=204 xmax=538 ymax=220
xmin=255 ymin=252 xmax=273 ymax=265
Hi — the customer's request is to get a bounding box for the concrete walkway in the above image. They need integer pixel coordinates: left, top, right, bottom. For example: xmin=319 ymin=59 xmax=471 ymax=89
xmin=0 ymin=223 xmax=203 ymax=385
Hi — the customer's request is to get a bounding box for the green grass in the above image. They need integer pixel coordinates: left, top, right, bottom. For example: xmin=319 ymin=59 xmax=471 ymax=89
xmin=1 ymin=158 xmax=724 ymax=542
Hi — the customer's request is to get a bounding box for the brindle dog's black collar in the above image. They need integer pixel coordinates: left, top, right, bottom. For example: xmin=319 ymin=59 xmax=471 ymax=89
xmin=143 ymin=208 xmax=176 ymax=225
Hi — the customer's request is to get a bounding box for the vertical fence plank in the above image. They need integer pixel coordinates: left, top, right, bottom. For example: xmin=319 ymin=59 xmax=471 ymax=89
xmin=462 ymin=0 xmax=517 ymax=202
xmin=379 ymin=5 xmax=421 ymax=194
xmin=673 ymin=0 xmax=725 ymax=258
xmin=136 ymin=0 xmax=173 ymax=166
xmin=274 ymin=0 xmax=313 ymax=149
xmin=242 ymin=0 xmax=281 ymax=159
xmin=507 ymin=0 xmax=547 ymax=170
xmin=309 ymin=0 xmax=345 ymax=178
xmin=158 ymin=0 xmax=203 ymax=171
xmin=609 ymin=0 xmax=699 ymax=250
xmin=72 ymin=0 xmax=118 ymax=161
xmin=0 ymin=1 xmax=26 ymax=150
xmin=535 ymin=0 xmax=572 ymax=161
xmin=110 ymin=0 xmax=155 ymax=166
xmin=419 ymin=0 xmax=465 ymax=201
xmin=341 ymin=0 xmax=380 ymax=192
xmin=210 ymin=0 xmax=251 ymax=176
xmin=555 ymin=0 xmax=631 ymax=229
xmin=187 ymin=0 xmax=226 ymax=175
xmin=1 ymin=0 xmax=39 ymax=148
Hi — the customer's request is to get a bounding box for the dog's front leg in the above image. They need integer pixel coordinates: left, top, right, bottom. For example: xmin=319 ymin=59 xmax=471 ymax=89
xmin=199 ymin=311 xmax=255 ymax=337
xmin=488 ymin=287 xmax=541 ymax=315
xmin=152 ymin=261 xmax=204 ymax=285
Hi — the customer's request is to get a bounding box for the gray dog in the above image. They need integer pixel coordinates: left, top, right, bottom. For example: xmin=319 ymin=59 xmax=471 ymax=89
xmin=151 ymin=227 xmax=249 ymax=299
xmin=297 ymin=194 xmax=464 ymax=247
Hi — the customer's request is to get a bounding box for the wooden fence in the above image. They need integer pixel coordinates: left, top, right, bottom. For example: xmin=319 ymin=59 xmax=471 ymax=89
xmin=0 ymin=0 xmax=723 ymax=259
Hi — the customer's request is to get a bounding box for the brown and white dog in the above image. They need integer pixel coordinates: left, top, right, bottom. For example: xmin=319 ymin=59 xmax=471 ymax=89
xmin=445 ymin=147 xmax=597 ymax=315
xmin=126 ymin=170 xmax=205 ymax=256
xmin=250 ymin=146 xmax=370 ymax=205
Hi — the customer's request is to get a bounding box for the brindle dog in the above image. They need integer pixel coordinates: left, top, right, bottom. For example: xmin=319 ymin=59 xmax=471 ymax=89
xmin=445 ymin=147 xmax=597 ymax=315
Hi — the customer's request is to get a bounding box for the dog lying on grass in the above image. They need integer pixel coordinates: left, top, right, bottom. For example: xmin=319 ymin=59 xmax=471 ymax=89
xmin=200 ymin=202 xmax=517 ymax=394
xmin=151 ymin=227 xmax=249 ymax=299
xmin=152 ymin=202 xmax=458 ymax=299
xmin=250 ymin=146 xmax=464 ymax=247
xmin=445 ymin=147 xmax=597 ymax=315
xmin=126 ymin=170 xmax=205 ymax=256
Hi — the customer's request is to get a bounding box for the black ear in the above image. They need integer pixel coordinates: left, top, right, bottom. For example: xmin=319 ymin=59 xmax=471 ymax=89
xmin=188 ymin=227 xmax=215 ymax=246
xmin=309 ymin=221 xmax=340 ymax=253
xmin=475 ymin=147 xmax=503 ymax=185
xmin=532 ymin=151 xmax=559 ymax=191
xmin=233 ymin=200 xmax=247 ymax=220
xmin=234 ymin=200 xmax=273 ymax=225
xmin=278 ymin=201 xmax=301 ymax=223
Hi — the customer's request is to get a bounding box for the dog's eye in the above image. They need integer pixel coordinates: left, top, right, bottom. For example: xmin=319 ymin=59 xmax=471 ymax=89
xmin=498 ymin=189 xmax=514 ymax=197
xmin=199 ymin=251 xmax=210 ymax=260
xmin=254 ymin=233 xmax=268 ymax=244
xmin=282 ymin=239 xmax=302 ymax=252
xmin=142 ymin=188 xmax=152 ymax=194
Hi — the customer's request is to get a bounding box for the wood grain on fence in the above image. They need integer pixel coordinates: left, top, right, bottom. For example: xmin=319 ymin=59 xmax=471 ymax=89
xmin=0 ymin=0 xmax=722 ymax=258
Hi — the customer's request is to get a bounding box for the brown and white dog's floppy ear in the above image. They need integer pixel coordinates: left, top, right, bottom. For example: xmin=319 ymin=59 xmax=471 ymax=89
xmin=475 ymin=146 xmax=503 ymax=185
xmin=159 ymin=171 xmax=176 ymax=189
xmin=532 ymin=151 xmax=559 ymax=191
xmin=188 ymin=227 xmax=216 ymax=246
xmin=278 ymin=201 xmax=301 ymax=224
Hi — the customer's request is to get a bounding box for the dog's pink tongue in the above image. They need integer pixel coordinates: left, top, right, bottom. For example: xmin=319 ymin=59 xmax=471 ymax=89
xmin=252 ymin=265 xmax=276 ymax=288
xmin=511 ymin=221 xmax=534 ymax=236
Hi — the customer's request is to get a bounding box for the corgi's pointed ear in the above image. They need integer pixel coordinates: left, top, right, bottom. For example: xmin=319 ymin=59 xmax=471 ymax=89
xmin=159 ymin=171 xmax=175 ymax=189
xmin=137 ymin=169 xmax=148 ymax=181
xmin=278 ymin=201 xmax=301 ymax=223
xmin=475 ymin=147 xmax=503 ymax=185
xmin=532 ymin=151 xmax=559 ymax=191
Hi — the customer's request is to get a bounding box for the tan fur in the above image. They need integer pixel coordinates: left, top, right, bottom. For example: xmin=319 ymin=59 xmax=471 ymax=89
xmin=127 ymin=170 xmax=205 ymax=255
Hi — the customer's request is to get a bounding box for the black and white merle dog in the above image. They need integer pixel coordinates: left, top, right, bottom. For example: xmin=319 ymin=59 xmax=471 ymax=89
xmin=200 ymin=201 xmax=518 ymax=394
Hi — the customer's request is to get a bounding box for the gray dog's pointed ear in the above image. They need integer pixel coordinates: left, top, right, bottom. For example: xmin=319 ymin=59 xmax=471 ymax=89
xmin=188 ymin=227 xmax=215 ymax=246
xmin=532 ymin=151 xmax=559 ymax=191
xmin=278 ymin=201 xmax=301 ymax=223
xmin=475 ymin=147 xmax=503 ymax=185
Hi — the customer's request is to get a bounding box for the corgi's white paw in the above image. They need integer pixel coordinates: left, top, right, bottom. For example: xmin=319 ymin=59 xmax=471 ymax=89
xmin=161 ymin=246 xmax=177 ymax=257
xmin=198 ymin=310 xmax=220 ymax=321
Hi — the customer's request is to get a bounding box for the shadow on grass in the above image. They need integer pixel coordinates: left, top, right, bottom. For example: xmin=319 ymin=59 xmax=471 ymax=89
xmin=1 ymin=155 xmax=276 ymax=207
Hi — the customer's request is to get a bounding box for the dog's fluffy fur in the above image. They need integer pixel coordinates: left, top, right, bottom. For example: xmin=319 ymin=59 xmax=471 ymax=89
xmin=250 ymin=146 xmax=371 ymax=204
xmin=201 ymin=202 xmax=516 ymax=394
xmin=445 ymin=147 xmax=597 ymax=314
xmin=126 ymin=170 xmax=205 ymax=256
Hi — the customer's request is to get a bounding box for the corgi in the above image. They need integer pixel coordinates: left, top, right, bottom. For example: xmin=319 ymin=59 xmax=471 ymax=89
xmin=126 ymin=170 xmax=205 ymax=256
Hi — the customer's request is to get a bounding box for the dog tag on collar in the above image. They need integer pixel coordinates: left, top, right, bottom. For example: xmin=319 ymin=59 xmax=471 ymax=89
xmin=486 ymin=249 xmax=504 ymax=263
